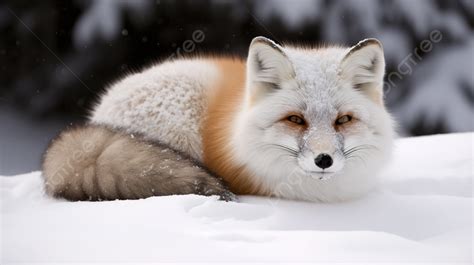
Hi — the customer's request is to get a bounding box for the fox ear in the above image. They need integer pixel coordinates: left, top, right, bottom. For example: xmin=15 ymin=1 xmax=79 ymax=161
xmin=341 ymin=38 xmax=385 ymax=104
xmin=246 ymin=36 xmax=294 ymax=102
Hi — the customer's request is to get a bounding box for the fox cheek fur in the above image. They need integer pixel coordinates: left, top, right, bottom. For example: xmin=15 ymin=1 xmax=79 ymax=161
xmin=230 ymin=37 xmax=395 ymax=202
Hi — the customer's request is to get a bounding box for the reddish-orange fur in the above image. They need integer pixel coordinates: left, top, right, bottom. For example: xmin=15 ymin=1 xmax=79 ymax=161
xmin=201 ymin=58 xmax=269 ymax=196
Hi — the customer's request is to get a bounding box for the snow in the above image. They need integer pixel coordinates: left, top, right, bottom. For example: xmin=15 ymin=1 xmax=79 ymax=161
xmin=1 ymin=133 xmax=473 ymax=263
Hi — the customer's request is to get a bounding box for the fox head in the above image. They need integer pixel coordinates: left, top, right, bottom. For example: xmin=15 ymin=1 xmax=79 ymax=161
xmin=232 ymin=36 xmax=395 ymax=202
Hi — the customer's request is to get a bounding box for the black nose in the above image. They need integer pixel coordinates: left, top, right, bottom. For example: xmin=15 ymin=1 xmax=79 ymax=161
xmin=314 ymin=153 xmax=333 ymax=169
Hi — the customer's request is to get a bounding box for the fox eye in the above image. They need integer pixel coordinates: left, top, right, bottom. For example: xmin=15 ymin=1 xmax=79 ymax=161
xmin=336 ymin=115 xmax=352 ymax=125
xmin=287 ymin=115 xmax=305 ymax=125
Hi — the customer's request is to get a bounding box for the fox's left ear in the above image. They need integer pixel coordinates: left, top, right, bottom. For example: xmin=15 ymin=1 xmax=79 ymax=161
xmin=246 ymin=36 xmax=295 ymax=102
xmin=341 ymin=38 xmax=385 ymax=104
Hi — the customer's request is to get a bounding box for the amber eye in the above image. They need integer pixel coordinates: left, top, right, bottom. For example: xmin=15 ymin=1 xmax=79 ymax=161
xmin=287 ymin=115 xmax=305 ymax=125
xmin=336 ymin=115 xmax=352 ymax=125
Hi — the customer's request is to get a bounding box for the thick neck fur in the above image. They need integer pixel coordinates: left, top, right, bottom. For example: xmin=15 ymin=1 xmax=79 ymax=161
xmin=202 ymin=58 xmax=270 ymax=196
xmin=203 ymin=37 xmax=394 ymax=202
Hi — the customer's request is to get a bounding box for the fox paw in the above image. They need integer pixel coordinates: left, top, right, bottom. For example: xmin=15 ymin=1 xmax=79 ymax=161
xmin=217 ymin=190 xmax=238 ymax=202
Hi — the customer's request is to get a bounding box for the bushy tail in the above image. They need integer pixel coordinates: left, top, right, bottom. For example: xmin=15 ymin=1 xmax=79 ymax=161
xmin=42 ymin=124 xmax=235 ymax=201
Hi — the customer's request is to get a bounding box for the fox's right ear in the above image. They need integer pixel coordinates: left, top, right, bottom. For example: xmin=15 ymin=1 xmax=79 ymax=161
xmin=246 ymin=36 xmax=294 ymax=102
xmin=341 ymin=38 xmax=385 ymax=105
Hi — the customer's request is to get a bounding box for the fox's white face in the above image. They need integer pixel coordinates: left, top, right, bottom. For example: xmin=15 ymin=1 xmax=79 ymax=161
xmin=232 ymin=37 xmax=395 ymax=202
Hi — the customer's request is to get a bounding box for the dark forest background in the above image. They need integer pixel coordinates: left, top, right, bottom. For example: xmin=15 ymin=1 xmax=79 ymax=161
xmin=1 ymin=0 xmax=473 ymax=174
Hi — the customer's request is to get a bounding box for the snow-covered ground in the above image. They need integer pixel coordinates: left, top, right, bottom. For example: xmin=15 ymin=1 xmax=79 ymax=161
xmin=1 ymin=133 xmax=472 ymax=263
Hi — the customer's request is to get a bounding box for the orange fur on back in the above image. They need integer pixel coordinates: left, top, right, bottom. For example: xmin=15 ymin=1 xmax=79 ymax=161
xmin=202 ymin=58 xmax=268 ymax=196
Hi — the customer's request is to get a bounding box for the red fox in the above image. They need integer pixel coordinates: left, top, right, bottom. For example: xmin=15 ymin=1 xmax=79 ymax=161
xmin=42 ymin=36 xmax=395 ymax=202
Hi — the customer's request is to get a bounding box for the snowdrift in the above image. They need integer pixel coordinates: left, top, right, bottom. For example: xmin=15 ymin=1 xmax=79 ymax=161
xmin=1 ymin=133 xmax=472 ymax=263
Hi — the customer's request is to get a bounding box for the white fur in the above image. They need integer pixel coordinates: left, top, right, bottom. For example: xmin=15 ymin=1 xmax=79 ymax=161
xmin=91 ymin=37 xmax=395 ymax=202
xmin=232 ymin=38 xmax=395 ymax=202
xmin=90 ymin=59 xmax=219 ymax=161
